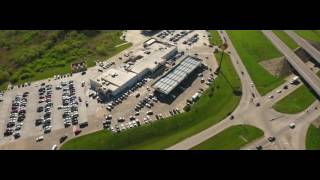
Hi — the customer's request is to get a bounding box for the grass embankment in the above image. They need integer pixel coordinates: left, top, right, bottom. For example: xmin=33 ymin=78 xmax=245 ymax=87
xmin=0 ymin=30 xmax=131 ymax=90
xmin=192 ymin=125 xmax=264 ymax=150
xmin=209 ymin=30 xmax=223 ymax=47
xmin=226 ymin=30 xmax=285 ymax=95
xmin=294 ymin=30 xmax=320 ymax=43
xmin=273 ymin=30 xmax=299 ymax=50
xmin=306 ymin=124 xmax=320 ymax=150
xmin=61 ymin=52 xmax=241 ymax=150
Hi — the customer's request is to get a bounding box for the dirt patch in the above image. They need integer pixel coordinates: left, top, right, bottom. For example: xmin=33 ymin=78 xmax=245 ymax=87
xmin=259 ymin=48 xmax=315 ymax=78
xmin=259 ymin=56 xmax=292 ymax=78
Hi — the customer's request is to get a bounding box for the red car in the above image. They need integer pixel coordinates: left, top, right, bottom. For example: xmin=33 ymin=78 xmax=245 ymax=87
xmin=73 ymin=126 xmax=82 ymax=135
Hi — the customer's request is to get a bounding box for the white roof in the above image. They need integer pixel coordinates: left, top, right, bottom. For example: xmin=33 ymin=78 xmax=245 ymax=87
xmin=95 ymin=68 xmax=137 ymax=91
xmin=129 ymin=46 xmax=176 ymax=74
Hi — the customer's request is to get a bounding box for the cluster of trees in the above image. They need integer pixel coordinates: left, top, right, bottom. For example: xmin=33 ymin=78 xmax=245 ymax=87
xmin=0 ymin=30 xmax=124 ymax=88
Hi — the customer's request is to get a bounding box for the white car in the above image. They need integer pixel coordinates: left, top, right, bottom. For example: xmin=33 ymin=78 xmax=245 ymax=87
xmin=289 ymin=123 xmax=296 ymax=129
xmin=276 ymin=90 xmax=282 ymax=93
xmin=51 ymin=144 xmax=58 ymax=150
xmin=268 ymin=95 xmax=274 ymax=99
xmin=36 ymin=136 xmax=44 ymax=142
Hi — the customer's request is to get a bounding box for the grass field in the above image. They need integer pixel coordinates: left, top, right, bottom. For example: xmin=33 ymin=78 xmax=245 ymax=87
xmin=306 ymin=124 xmax=320 ymax=150
xmin=294 ymin=30 xmax=320 ymax=43
xmin=192 ymin=125 xmax=264 ymax=150
xmin=209 ymin=30 xmax=223 ymax=47
xmin=226 ymin=30 xmax=285 ymax=95
xmin=0 ymin=30 xmax=131 ymax=90
xmin=61 ymin=52 xmax=241 ymax=150
xmin=273 ymin=85 xmax=316 ymax=114
xmin=273 ymin=72 xmax=320 ymax=114
xmin=273 ymin=30 xmax=299 ymax=50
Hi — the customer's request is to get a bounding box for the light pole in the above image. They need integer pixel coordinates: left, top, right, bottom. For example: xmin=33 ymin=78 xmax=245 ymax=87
xmin=215 ymin=43 xmax=227 ymax=75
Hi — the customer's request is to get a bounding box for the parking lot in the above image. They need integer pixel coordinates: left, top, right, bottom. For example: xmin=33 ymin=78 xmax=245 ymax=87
xmin=0 ymin=30 xmax=218 ymax=149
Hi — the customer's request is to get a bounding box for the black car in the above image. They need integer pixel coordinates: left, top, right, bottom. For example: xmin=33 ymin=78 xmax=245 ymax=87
xmin=35 ymin=119 xmax=43 ymax=126
xmin=268 ymin=136 xmax=276 ymax=142
xmin=59 ymin=135 xmax=68 ymax=143
xmin=37 ymin=106 xmax=44 ymax=112
xmin=79 ymin=122 xmax=88 ymax=128
xmin=256 ymin=145 xmax=263 ymax=150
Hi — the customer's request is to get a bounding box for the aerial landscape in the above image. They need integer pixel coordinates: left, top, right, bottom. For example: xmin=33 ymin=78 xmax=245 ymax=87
xmin=0 ymin=30 xmax=320 ymax=150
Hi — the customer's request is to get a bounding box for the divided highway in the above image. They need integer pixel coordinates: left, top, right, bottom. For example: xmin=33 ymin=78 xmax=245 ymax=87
xmin=263 ymin=30 xmax=320 ymax=98
xmin=284 ymin=30 xmax=320 ymax=65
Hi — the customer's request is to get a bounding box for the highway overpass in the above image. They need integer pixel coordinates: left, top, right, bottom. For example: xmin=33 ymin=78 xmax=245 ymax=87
xmin=284 ymin=30 xmax=320 ymax=65
xmin=263 ymin=30 xmax=320 ymax=98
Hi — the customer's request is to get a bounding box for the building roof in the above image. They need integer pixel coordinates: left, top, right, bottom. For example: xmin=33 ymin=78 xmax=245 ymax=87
xmin=153 ymin=56 xmax=201 ymax=94
xmin=95 ymin=68 xmax=137 ymax=91
xmin=129 ymin=45 xmax=177 ymax=74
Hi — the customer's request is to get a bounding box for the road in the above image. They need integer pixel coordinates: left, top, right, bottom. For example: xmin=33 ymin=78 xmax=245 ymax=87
xmin=263 ymin=30 xmax=320 ymax=98
xmin=168 ymin=30 xmax=320 ymax=150
xmin=284 ymin=30 xmax=320 ymax=65
xmin=168 ymin=30 xmax=275 ymax=150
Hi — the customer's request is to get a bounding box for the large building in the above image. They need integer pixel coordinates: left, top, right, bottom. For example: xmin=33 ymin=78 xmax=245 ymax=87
xmin=90 ymin=42 xmax=177 ymax=99
xmin=152 ymin=56 xmax=202 ymax=95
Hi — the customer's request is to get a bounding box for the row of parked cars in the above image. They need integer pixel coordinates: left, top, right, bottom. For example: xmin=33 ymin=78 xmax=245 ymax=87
xmin=54 ymin=74 xmax=72 ymax=80
xmin=0 ymin=92 xmax=3 ymax=102
xmin=183 ymin=34 xmax=199 ymax=46
xmin=135 ymin=93 xmax=158 ymax=112
xmin=4 ymin=93 xmax=29 ymax=138
xmin=36 ymin=84 xmax=53 ymax=134
xmin=106 ymin=78 xmax=148 ymax=111
xmin=157 ymin=30 xmax=175 ymax=39
xmin=110 ymin=120 xmax=141 ymax=133
xmin=59 ymin=80 xmax=79 ymax=128
xmin=169 ymin=30 xmax=193 ymax=43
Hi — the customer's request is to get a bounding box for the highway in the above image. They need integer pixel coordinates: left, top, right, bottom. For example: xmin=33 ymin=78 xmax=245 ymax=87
xmin=263 ymin=30 xmax=320 ymax=98
xmin=284 ymin=30 xmax=320 ymax=65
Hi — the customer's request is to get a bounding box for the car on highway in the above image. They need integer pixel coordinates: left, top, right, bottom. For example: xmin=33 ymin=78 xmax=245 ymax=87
xmin=289 ymin=123 xmax=296 ymax=129
xmin=256 ymin=145 xmax=263 ymax=150
xmin=268 ymin=136 xmax=276 ymax=142
xmin=268 ymin=95 xmax=274 ymax=99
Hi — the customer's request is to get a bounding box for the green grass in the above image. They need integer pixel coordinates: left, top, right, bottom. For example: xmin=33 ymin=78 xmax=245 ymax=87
xmin=273 ymin=85 xmax=316 ymax=114
xmin=273 ymin=30 xmax=299 ymax=50
xmin=61 ymin=52 xmax=241 ymax=150
xmin=273 ymin=72 xmax=320 ymax=114
xmin=192 ymin=125 xmax=264 ymax=150
xmin=226 ymin=30 xmax=285 ymax=95
xmin=209 ymin=30 xmax=223 ymax=47
xmin=306 ymin=124 xmax=320 ymax=150
xmin=0 ymin=30 xmax=131 ymax=88
xmin=294 ymin=30 xmax=320 ymax=43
